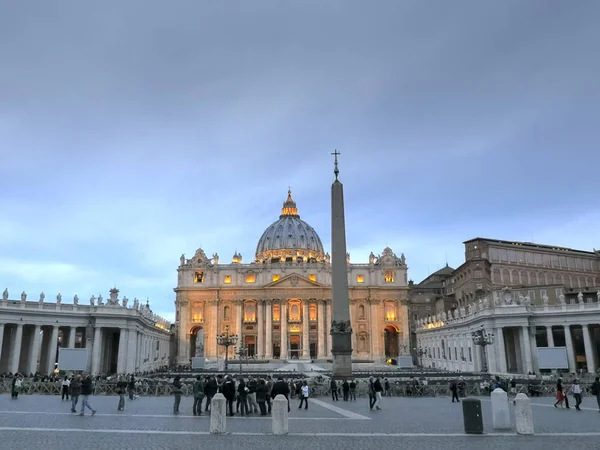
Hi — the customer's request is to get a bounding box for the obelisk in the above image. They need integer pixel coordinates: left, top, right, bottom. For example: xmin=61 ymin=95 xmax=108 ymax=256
xmin=330 ymin=150 xmax=353 ymax=379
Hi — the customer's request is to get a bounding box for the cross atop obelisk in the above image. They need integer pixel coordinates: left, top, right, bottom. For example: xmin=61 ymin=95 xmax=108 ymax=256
xmin=331 ymin=150 xmax=340 ymax=180
xmin=329 ymin=149 xmax=353 ymax=378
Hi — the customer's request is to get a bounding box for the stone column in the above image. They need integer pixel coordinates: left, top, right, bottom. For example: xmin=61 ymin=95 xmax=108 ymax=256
xmin=0 ymin=323 xmax=4 ymax=368
xmin=326 ymin=301 xmax=333 ymax=358
xmin=10 ymin=324 xmax=24 ymax=374
xmin=529 ymin=329 xmax=539 ymax=373
xmin=116 ymin=329 xmax=128 ymax=373
xmin=563 ymin=325 xmax=576 ymax=372
xmin=521 ymin=326 xmax=533 ymax=374
xmin=265 ymin=300 xmax=273 ymax=359
xmin=582 ymin=324 xmax=597 ymax=373
xmin=280 ymin=301 xmax=288 ymax=360
xmin=302 ymin=300 xmax=310 ymax=359
xmin=135 ymin=331 xmax=141 ymax=371
xmin=369 ymin=301 xmax=379 ymax=360
xmin=330 ymin=168 xmax=353 ymax=378
xmin=126 ymin=329 xmax=137 ymax=374
xmin=28 ymin=325 xmax=42 ymax=374
xmin=68 ymin=327 xmax=77 ymax=348
xmin=91 ymin=327 xmax=102 ymax=375
xmin=46 ymin=326 xmax=59 ymax=374
xmin=546 ymin=326 xmax=554 ymax=347
xmin=257 ymin=299 xmax=264 ymax=359
xmin=236 ymin=300 xmax=243 ymax=338
xmin=496 ymin=327 xmax=507 ymax=373
xmin=317 ymin=300 xmax=325 ymax=358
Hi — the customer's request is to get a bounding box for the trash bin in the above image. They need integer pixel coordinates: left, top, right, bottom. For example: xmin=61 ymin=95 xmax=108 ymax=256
xmin=462 ymin=397 xmax=483 ymax=434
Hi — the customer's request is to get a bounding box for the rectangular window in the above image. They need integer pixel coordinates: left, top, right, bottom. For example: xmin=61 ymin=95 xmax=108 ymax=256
xmin=272 ymin=274 xmax=280 ymax=282
xmin=356 ymin=274 xmax=365 ymax=283
xmin=551 ymin=255 xmax=559 ymax=268
xmin=489 ymin=247 xmax=499 ymax=261
xmin=223 ymin=275 xmax=232 ymax=284
xmin=540 ymin=289 xmax=547 ymax=300
xmin=542 ymin=254 xmax=551 ymax=266
xmin=499 ymin=249 xmax=508 ymax=262
xmin=555 ymin=288 xmax=562 ymax=299
xmin=308 ymin=274 xmax=316 ymax=282
xmin=576 ymin=258 xmax=584 ymax=270
xmin=525 ymin=252 xmax=534 ymax=264
xmin=507 ymin=250 xmax=517 ymax=263
xmin=384 ymin=271 xmax=394 ymax=283
xmin=534 ymin=253 xmax=542 ymax=265
xmin=567 ymin=257 xmax=575 ymax=269
xmin=528 ymin=290 xmax=536 ymax=301
xmin=468 ymin=347 xmax=472 ymax=362
xmin=559 ymin=256 xmax=567 ymax=268
xmin=515 ymin=251 xmax=525 ymax=264
xmin=245 ymin=274 xmax=256 ymax=283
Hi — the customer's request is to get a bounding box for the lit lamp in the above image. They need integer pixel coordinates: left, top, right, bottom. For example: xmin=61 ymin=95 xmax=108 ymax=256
xmin=471 ymin=328 xmax=494 ymax=372
xmin=216 ymin=325 xmax=238 ymax=371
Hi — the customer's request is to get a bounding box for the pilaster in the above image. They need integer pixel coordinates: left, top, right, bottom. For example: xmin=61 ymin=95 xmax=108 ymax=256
xmin=302 ymin=299 xmax=310 ymax=359
xmin=256 ymin=299 xmax=264 ymax=359
xmin=265 ymin=300 xmax=273 ymax=358
xmin=280 ymin=301 xmax=288 ymax=360
xmin=317 ymin=300 xmax=325 ymax=358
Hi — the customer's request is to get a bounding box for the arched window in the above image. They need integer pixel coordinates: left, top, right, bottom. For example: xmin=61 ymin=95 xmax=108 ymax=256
xmin=290 ymin=303 xmax=300 ymax=321
xmin=358 ymin=304 xmax=366 ymax=320
xmin=530 ymin=272 xmax=537 ymax=285
xmin=502 ymin=269 xmax=510 ymax=284
xmin=521 ymin=271 xmax=528 ymax=285
xmin=223 ymin=305 xmax=230 ymax=320
xmin=493 ymin=268 xmax=501 ymax=283
xmin=512 ymin=270 xmax=519 ymax=284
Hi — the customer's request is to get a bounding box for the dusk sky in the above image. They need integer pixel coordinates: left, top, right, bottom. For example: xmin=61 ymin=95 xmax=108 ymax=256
xmin=1 ymin=1 xmax=599 ymax=322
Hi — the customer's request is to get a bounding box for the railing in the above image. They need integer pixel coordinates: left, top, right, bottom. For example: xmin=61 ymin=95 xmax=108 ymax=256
xmin=1 ymin=380 xmax=590 ymax=398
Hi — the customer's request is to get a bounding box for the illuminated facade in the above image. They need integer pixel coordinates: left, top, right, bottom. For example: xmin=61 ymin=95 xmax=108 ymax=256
xmin=174 ymin=190 xmax=410 ymax=364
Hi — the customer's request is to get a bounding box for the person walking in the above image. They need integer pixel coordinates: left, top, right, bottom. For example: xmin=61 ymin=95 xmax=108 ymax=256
xmin=571 ymin=379 xmax=583 ymax=411
xmin=450 ymin=379 xmax=460 ymax=403
xmin=172 ymin=376 xmax=183 ymax=415
xmin=78 ymin=373 xmax=96 ymax=416
xmin=11 ymin=374 xmax=23 ymax=399
xmin=554 ymin=377 xmax=566 ymax=408
xmin=70 ymin=374 xmax=81 ymax=413
xmin=298 ymin=380 xmax=309 ymax=409
xmin=192 ymin=376 xmax=205 ymax=416
xmin=372 ymin=377 xmax=383 ymax=410
xmin=368 ymin=376 xmax=376 ymax=410
xmin=591 ymin=377 xmax=600 ymax=412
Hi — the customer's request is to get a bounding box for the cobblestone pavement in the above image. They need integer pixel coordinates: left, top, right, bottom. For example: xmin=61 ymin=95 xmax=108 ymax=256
xmin=1 ymin=394 xmax=599 ymax=449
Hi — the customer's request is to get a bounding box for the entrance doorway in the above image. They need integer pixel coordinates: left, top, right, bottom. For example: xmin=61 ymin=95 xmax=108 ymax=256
xmin=190 ymin=327 xmax=205 ymax=359
xmin=289 ymin=335 xmax=301 ymax=359
xmin=245 ymin=336 xmax=256 ymax=357
xmin=384 ymin=325 xmax=399 ymax=358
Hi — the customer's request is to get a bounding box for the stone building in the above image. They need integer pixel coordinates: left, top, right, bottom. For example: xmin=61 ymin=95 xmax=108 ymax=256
xmin=0 ymin=288 xmax=171 ymax=375
xmin=174 ymin=190 xmax=410 ymax=365
xmin=415 ymin=238 xmax=600 ymax=375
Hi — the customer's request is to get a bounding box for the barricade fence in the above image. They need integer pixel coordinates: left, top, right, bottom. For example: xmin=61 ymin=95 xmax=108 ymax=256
xmin=1 ymin=379 xmax=592 ymax=398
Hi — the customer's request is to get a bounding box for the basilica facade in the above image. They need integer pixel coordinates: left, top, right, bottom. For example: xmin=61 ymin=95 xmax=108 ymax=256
xmin=174 ymin=191 xmax=409 ymax=365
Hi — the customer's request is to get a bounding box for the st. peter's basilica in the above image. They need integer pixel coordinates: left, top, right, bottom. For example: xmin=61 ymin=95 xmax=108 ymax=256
xmin=174 ymin=190 xmax=409 ymax=365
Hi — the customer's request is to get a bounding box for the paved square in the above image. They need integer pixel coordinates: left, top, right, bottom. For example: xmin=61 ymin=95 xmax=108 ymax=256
xmin=1 ymin=394 xmax=599 ymax=449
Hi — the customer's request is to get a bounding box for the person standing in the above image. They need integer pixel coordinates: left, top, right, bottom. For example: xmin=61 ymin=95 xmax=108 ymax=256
xmin=127 ymin=375 xmax=136 ymax=400
xmin=11 ymin=374 xmax=22 ymax=399
xmin=266 ymin=376 xmax=273 ymax=414
xmin=172 ymin=376 xmax=183 ymax=415
xmin=61 ymin=376 xmax=70 ymax=401
xmin=70 ymin=374 xmax=81 ymax=413
xmin=205 ymin=375 xmax=219 ymax=412
xmin=330 ymin=378 xmax=339 ymax=401
xmin=591 ymin=377 xmax=600 ymax=412
xmin=271 ymin=376 xmax=291 ymax=412
xmin=368 ymin=376 xmax=376 ymax=410
xmin=349 ymin=379 xmax=357 ymax=401
xmin=116 ymin=376 xmax=127 ymax=411
xmin=192 ymin=376 xmax=205 ymax=416
xmin=298 ymin=380 xmax=309 ymax=409
xmin=256 ymin=379 xmax=268 ymax=415
xmin=222 ymin=376 xmax=236 ymax=416
xmin=237 ymin=377 xmax=249 ymax=416
xmin=79 ymin=373 xmax=96 ymax=416
xmin=342 ymin=379 xmax=350 ymax=401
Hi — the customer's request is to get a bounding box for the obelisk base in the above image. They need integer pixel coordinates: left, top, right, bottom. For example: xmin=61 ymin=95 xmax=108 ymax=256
xmin=331 ymin=332 xmax=353 ymax=379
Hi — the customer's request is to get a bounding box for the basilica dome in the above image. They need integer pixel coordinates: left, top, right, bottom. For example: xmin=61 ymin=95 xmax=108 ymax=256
xmin=255 ymin=190 xmax=326 ymax=263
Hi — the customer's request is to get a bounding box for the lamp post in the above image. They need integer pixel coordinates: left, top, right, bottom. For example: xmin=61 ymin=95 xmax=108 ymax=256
xmin=236 ymin=347 xmax=248 ymax=374
xmin=216 ymin=326 xmax=238 ymax=372
xmin=471 ymin=328 xmax=494 ymax=372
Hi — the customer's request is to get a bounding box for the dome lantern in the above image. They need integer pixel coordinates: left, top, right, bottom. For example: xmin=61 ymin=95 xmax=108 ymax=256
xmin=280 ymin=189 xmax=299 ymax=218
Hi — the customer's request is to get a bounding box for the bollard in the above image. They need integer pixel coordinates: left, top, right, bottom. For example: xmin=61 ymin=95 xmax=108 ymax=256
xmin=209 ymin=393 xmax=227 ymax=434
xmin=462 ymin=398 xmax=484 ymax=434
xmin=514 ymin=393 xmax=534 ymax=435
xmin=272 ymin=394 xmax=289 ymax=435
xmin=491 ymin=388 xmax=511 ymax=430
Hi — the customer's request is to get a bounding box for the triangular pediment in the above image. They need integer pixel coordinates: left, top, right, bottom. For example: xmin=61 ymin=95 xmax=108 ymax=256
xmin=264 ymin=273 xmax=322 ymax=288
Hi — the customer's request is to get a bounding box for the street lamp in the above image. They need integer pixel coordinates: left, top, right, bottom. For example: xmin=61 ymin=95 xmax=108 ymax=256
xmin=216 ymin=326 xmax=238 ymax=371
xmin=471 ymin=328 xmax=494 ymax=372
